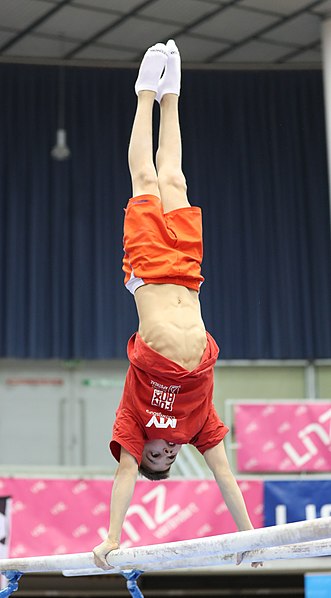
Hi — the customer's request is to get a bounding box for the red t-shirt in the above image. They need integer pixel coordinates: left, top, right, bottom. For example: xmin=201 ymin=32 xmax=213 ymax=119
xmin=110 ymin=332 xmax=229 ymax=465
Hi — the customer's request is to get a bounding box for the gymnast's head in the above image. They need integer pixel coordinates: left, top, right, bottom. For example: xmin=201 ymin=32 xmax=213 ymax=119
xmin=139 ymin=439 xmax=182 ymax=480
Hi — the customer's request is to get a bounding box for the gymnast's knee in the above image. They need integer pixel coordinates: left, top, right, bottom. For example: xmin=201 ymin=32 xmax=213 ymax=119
xmin=157 ymin=171 xmax=189 ymax=210
xmin=158 ymin=170 xmax=187 ymax=194
xmin=130 ymin=167 xmax=160 ymax=198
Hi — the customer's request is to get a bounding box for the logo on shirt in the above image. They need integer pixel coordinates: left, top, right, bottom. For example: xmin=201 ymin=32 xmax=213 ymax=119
xmin=146 ymin=413 xmax=177 ymax=429
xmin=150 ymin=380 xmax=181 ymax=412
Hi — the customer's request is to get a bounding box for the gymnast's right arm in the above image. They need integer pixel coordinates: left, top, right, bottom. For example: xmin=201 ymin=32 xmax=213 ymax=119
xmin=93 ymin=447 xmax=138 ymax=569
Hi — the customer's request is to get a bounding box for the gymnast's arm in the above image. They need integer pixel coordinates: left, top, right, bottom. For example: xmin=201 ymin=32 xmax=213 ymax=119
xmin=203 ymin=441 xmax=254 ymax=532
xmin=93 ymin=447 xmax=138 ymax=569
xmin=204 ymin=441 xmax=263 ymax=568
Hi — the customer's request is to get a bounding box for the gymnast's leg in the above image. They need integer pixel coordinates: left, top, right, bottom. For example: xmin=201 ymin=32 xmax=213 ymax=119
xmin=156 ymin=41 xmax=190 ymax=213
xmin=128 ymin=44 xmax=167 ymax=198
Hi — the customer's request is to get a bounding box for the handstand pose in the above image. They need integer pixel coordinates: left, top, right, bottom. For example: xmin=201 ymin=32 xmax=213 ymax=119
xmin=93 ymin=41 xmax=259 ymax=568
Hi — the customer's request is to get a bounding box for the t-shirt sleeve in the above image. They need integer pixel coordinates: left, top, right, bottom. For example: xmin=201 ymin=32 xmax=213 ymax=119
xmin=190 ymin=404 xmax=229 ymax=454
xmin=109 ymin=407 xmax=146 ymax=466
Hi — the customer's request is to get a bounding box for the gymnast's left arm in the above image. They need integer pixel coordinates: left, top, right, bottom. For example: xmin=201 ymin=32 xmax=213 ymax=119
xmin=203 ymin=441 xmax=263 ymax=568
xmin=204 ymin=441 xmax=253 ymax=531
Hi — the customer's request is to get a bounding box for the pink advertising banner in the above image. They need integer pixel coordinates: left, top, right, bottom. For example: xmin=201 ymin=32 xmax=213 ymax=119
xmin=0 ymin=477 xmax=263 ymax=557
xmin=235 ymin=402 xmax=331 ymax=472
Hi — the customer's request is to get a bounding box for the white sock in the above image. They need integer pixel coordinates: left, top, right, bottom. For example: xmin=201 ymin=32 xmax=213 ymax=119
xmin=156 ymin=40 xmax=181 ymax=104
xmin=135 ymin=43 xmax=168 ymax=95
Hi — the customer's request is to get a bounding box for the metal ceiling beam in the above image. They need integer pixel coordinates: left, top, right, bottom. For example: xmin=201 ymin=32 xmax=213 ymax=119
xmin=142 ymin=0 xmax=241 ymax=58
xmin=64 ymin=0 xmax=157 ymax=60
xmin=0 ymin=0 xmax=324 ymax=66
xmin=0 ymin=0 xmax=73 ymax=54
xmin=206 ymin=0 xmax=325 ymax=63
xmin=276 ymin=39 xmax=320 ymax=63
xmin=66 ymin=0 xmax=241 ymax=61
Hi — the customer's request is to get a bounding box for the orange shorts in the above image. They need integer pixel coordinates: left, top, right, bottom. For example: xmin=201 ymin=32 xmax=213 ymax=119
xmin=123 ymin=194 xmax=204 ymax=293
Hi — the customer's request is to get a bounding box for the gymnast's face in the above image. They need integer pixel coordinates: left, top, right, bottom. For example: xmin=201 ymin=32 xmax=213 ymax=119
xmin=141 ymin=440 xmax=181 ymax=472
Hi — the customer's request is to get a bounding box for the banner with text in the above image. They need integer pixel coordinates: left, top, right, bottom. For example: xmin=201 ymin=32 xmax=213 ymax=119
xmin=0 ymin=496 xmax=11 ymax=589
xmin=264 ymin=480 xmax=331 ymax=526
xmin=235 ymin=402 xmax=331 ymax=472
xmin=0 ymin=478 xmax=263 ymax=557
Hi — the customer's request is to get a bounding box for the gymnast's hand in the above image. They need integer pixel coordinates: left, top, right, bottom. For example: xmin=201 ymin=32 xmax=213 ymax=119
xmin=93 ymin=539 xmax=120 ymax=570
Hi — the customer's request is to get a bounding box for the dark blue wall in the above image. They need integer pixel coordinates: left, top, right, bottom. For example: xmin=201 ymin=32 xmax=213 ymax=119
xmin=0 ymin=64 xmax=330 ymax=359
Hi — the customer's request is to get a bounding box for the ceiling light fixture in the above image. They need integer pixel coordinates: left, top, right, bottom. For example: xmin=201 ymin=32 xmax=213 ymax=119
xmin=51 ymin=57 xmax=71 ymax=161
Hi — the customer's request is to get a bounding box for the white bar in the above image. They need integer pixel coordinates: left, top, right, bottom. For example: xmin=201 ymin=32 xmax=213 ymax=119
xmin=0 ymin=552 xmax=96 ymax=573
xmin=62 ymin=539 xmax=331 ymax=576
xmin=0 ymin=518 xmax=330 ymax=573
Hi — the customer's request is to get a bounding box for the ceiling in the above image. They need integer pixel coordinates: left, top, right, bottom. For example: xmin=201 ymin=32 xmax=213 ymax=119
xmin=0 ymin=0 xmax=330 ymax=68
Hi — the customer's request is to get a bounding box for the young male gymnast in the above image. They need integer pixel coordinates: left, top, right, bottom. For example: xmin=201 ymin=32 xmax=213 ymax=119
xmin=93 ymin=41 xmax=260 ymax=569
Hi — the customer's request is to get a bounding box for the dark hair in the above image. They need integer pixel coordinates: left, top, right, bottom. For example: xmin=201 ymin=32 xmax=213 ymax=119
xmin=138 ymin=464 xmax=171 ymax=481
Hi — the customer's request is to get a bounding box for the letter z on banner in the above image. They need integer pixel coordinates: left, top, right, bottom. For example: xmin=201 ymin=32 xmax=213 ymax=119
xmin=0 ymin=496 xmax=12 ymax=589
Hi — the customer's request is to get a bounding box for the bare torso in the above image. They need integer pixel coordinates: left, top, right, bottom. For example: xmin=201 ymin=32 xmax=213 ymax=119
xmin=134 ymin=284 xmax=207 ymax=371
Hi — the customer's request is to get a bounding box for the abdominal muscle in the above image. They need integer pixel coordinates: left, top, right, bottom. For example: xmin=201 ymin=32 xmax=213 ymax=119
xmin=134 ymin=284 xmax=207 ymax=371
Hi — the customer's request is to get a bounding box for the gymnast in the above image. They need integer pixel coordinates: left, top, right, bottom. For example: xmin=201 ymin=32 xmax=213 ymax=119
xmin=93 ymin=41 xmax=261 ymax=569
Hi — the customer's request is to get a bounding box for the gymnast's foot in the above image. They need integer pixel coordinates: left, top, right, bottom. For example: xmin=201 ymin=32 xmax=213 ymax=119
xmin=135 ymin=43 xmax=168 ymax=95
xmin=156 ymin=39 xmax=181 ymax=104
